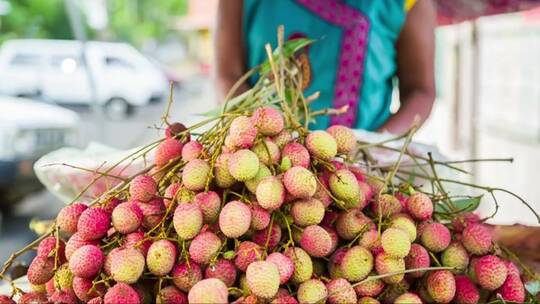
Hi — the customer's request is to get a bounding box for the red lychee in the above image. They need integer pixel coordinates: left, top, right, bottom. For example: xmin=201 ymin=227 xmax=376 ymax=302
xmin=155 ymin=138 xmax=183 ymax=167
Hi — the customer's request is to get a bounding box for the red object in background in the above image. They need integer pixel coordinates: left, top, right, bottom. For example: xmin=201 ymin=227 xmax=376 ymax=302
xmin=436 ymin=0 xmax=540 ymax=24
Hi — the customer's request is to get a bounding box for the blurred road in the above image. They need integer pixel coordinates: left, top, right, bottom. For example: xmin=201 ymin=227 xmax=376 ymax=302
xmin=0 ymin=77 xmax=215 ymax=269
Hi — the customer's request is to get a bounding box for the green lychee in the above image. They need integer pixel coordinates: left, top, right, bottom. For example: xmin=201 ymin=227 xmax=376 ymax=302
xmin=297 ymin=279 xmax=328 ymax=304
xmin=182 ymin=159 xmax=210 ymax=191
xmin=255 ymin=176 xmax=285 ymax=210
xmin=283 ymin=166 xmax=317 ymax=199
xmin=290 ymin=198 xmax=325 ymax=227
xmin=246 ymin=261 xmax=280 ymax=299
xmin=228 ymin=149 xmax=260 ymax=181
xmin=305 ymin=130 xmax=337 ymax=160
xmin=284 ymin=247 xmax=313 ymax=284
xmin=329 ymin=169 xmax=364 ymax=209
xmin=381 ymin=228 xmax=411 ymax=258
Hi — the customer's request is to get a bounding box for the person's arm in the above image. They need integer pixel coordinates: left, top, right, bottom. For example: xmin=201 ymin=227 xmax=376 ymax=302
xmin=214 ymin=0 xmax=250 ymax=103
xmin=378 ymin=0 xmax=436 ymax=134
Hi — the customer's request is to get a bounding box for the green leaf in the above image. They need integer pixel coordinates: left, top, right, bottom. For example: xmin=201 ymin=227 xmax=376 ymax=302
xmin=259 ymin=38 xmax=315 ymax=75
xmin=435 ymin=196 xmax=482 ymax=213
xmin=525 ymin=280 xmax=540 ymax=296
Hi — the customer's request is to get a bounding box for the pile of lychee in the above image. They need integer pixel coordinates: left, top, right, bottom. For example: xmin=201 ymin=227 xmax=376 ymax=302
xmin=2 ymin=106 xmax=528 ymax=304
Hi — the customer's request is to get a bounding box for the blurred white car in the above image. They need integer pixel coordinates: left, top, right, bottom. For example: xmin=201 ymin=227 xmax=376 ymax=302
xmin=0 ymin=95 xmax=79 ymax=209
xmin=0 ymin=39 xmax=169 ymax=119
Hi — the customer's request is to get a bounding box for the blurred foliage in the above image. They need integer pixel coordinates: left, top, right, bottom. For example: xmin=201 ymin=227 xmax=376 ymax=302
xmin=0 ymin=0 xmax=187 ymax=46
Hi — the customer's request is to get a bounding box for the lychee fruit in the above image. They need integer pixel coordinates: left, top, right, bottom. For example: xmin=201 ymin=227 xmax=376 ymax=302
xmin=421 ymin=222 xmax=451 ymax=252
xmin=17 ymin=292 xmax=48 ymax=304
xmin=37 ymin=236 xmax=65 ymax=261
xmin=155 ymin=138 xmax=183 ymax=167
xmin=246 ymin=261 xmax=280 ymax=298
xmin=291 ymin=198 xmax=325 ymax=227
xmin=69 ymin=245 xmax=104 ymax=278
xmin=475 ymin=255 xmax=507 ymax=290
xmin=328 ymin=247 xmax=347 ymax=279
xmin=329 ymin=169 xmax=364 ymax=209
xmin=193 ymin=191 xmax=221 ymax=223
xmin=219 ymin=200 xmax=251 ymax=238
xmin=252 ymin=140 xmax=280 ymax=165
xmin=283 ymin=166 xmax=317 ymax=199
xmin=214 ymin=152 xmax=236 ymax=188
xmin=282 ymin=142 xmax=310 ymax=168
xmin=255 ymin=176 xmax=285 ymax=210
xmin=171 ymin=260 xmax=203 ymax=292
xmin=64 ymin=232 xmax=98 ymax=261
xmin=284 ymin=247 xmax=313 ymax=284
xmin=441 ymin=242 xmax=470 ymax=272
xmin=452 ymin=212 xmax=480 ymax=232
xmin=173 ymin=203 xmax=203 ymax=240
xmin=394 ymin=292 xmax=422 ymax=304
xmin=124 ymin=231 xmax=151 ymax=256
xmin=165 ymin=122 xmax=189 ymax=141
xmin=454 ymin=275 xmax=480 ymax=304
xmin=313 ymin=178 xmax=333 ymax=208
xmin=49 ymin=290 xmax=78 ymax=304
xmin=109 ymin=248 xmax=145 ymax=284
xmin=229 ymin=116 xmax=258 ymax=148
xmin=204 ymin=259 xmax=237 ymax=287
xmin=163 ymin=182 xmax=181 ymax=208
xmin=52 ymin=263 xmax=73 ymax=292
xmin=371 ymin=194 xmax=402 ymax=218
xmin=147 ymin=240 xmax=177 ymax=276
xmin=406 ymin=192 xmax=433 ymax=220
xmin=266 ymin=253 xmax=294 ymax=285
xmin=251 ymin=106 xmax=284 ymax=136
xmin=245 ymin=163 xmax=272 ymax=194
xmin=253 ymin=223 xmax=282 ymax=249
xmin=137 ymin=198 xmax=165 ymax=229
xmin=181 ymin=140 xmax=203 ymax=161
xmin=327 ymin=125 xmax=356 ymax=154
xmin=359 ymin=229 xmax=382 ymax=254
xmin=299 ymin=225 xmax=333 ymax=257
xmin=404 ymin=244 xmax=430 ymax=278
xmin=188 ymin=278 xmax=228 ymax=304
xmin=228 ymin=149 xmax=260 ymax=181
xmin=357 ymin=296 xmax=380 ymax=304
xmin=390 ymin=214 xmax=417 ymax=242
xmin=381 ymin=228 xmax=411 ymax=258
xmin=155 ymin=286 xmax=187 ymax=304
xmin=0 ymin=295 xmax=14 ymax=304
xmin=182 ymin=159 xmax=210 ymax=191
xmin=326 ymin=278 xmax=356 ymax=304
xmin=305 ymin=130 xmax=338 ymax=160
xmin=354 ymin=275 xmax=385 ymax=297
xmin=111 ymin=202 xmax=142 ymax=234
xmin=271 ymin=293 xmax=298 ymax=304
xmin=297 ymin=279 xmax=328 ymax=304
xmin=87 ymin=297 xmax=103 ymax=304
xmin=249 ymin=205 xmax=271 ymax=230
xmin=374 ymin=252 xmax=405 ymax=284
xmin=189 ymin=231 xmax=221 ymax=265
xmin=499 ymin=272 xmax=525 ymax=303
xmin=335 ymin=209 xmax=374 ymax=241
xmin=57 ymin=203 xmax=88 ymax=234
xmin=235 ymin=241 xmax=264 ymax=272
xmin=462 ymin=223 xmax=492 ymax=255
xmin=426 ymin=270 xmax=456 ymax=303
xmin=271 ymin=129 xmax=293 ymax=149
xmin=27 ymin=256 xmax=55 ymax=285
xmin=340 ymin=246 xmax=373 ymax=282
xmin=77 ymin=207 xmax=110 ymax=241
xmin=103 ymin=283 xmax=140 ymax=304
xmin=129 ymin=175 xmax=157 ymax=202
xmin=73 ymin=277 xmax=105 ymax=302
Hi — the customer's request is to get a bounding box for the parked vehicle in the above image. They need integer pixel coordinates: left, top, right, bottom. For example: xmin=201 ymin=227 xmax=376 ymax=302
xmin=0 ymin=39 xmax=169 ymax=119
xmin=0 ymin=95 xmax=79 ymax=209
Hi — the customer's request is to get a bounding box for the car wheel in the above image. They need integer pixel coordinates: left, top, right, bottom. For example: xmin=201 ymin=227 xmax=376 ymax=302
xmin=105 ymin=98 xmax=133 ymax=120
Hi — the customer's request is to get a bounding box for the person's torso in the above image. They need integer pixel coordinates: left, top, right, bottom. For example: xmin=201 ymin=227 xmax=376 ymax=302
xmin=243 ymin=0 xmax=409 ymax=130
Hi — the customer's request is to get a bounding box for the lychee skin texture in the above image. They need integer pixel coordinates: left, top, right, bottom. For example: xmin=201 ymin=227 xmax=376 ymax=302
xmin=173 ymin=203 xmax=203 ymax=240
xmin=112 ymin=202 xmax=143 ymax=234
xmin=246 ymin=261 xmax=280 ymax=299
xmin=228 ymin=149 xmax=260 ymax=181
xmin=69 ymin=245 xmax=104 ymax=279
xmin=372 ymin=194 xmax=402 ymax=218
xmin=219 ymin=200 xmax=252 ymax=238
xmin=49 ymin=290 xmax=77 ymax=304
xmin=53 ymin=263 xmax=73 ymax=292
xmin=299 ymin=225 xmax=334 ymax=258
xmin=282 ymin=142 xmax=311 ymax=168
xmin=189 ymin=231 xmax=221 ymax=265
xmin=291 ymin=198 xmax=325 ymax=227
xmin=305 ymin=130 xmax=338 ymax=160
xmin=284 ymin=247 xmax=313 ymax=284
xmin=27 ymin=256 xmax=55 ymax=285
xmin=124 ymin=231 xmax=151 ymax=257
xmin=283 ymin=166 xmax=317 ymax=199
xmin=253 ymin=223 xmax=282 ymax=249
xmin=214 ymin=153 xmax=236 ymax=188
xmin=499 ymin=273 xmax=525 ymax=303
xmin=77 ymin=207 xmax=111 ymax=241
xmin=441 ymin=242 xmax=470 ymax=272
xmin=336 ymin=209 xmax=374 ymax=240
xmin=104 ymin=283 xmax=140 ymax=304
xmin=326 ymin=278 xmax=357 ymax=304
xmin=181 ymin=159 xmax=210 ymax=191
xmin=155 ymin=138 xmax=183 ymax=167
xmin=405 ymin=244 xmax=430 ymax=278
xmin=250 ymin=205 xmax=271 ymax=230
xmin=394 ymin=292 xmax=422 ymax=304
xmin=406 ymin=192 xmax=433 ymax=220
xmin=229 ymin=116 xmax=258 ymax=148
xmin=155 ymin=286 xmax=187 ymax=304
xmin=73 ymin=277 xmax=105 ymax=302
xmin=390 ymin=214 xmax=417 ymax=242
xmin=266 ymin=253 xmax=294 ymax=285
xmin=340 ymin=246 xmax=374 ymax=282
xmin=462 ymin=223 xmax=492 ymax=255
xmin=65 ymin=232 xmax=99 ymax=261
xmin=252 ymin=140 xmax=281 ymax=165
xmin=255 ymin=176 xmax=286 ymax=211
xmin=245 ymin=163 xmax=272 ymax=194
xmin=357 ymin=296 xmax=381 ymax=304
xmin=181 ymin=140 xmax=203 ymax=162
xmin=452 ymin=212 xmax=480 ymax=232
xmin=454 ymin=275 xmax=480 ymax=304
xmin=426 ymin=270 xmax=456 ymax=304
xmin=297 ymin=279 xmax=328 ymax=304
xmin=251 ymin=106 xmax=284 ymax=136
xmin=57 ymin=203 xmax=88 ymax=234
xmin=188 ymin=278 xmax=228 ymax=304
xmin=110 ymin=248 xmax=145 ymax=284
xmin=421 ymin=222 xmax=451 ymax=252
xmin=37 ymin=236 xmax=66 ymax=261
xmin=374 ymin=253 xmax=405 ymax=284
xmin=171 ymin=260 xmax=203 ymax=292
xmin=137 ymin=198 xmax=164 ymax=228
xmin=327 ymin=125 xmax=357 ymax=154
xmin=193 ymin=191 xmax=221 ymax=223
xmin=271 ymin=129 xmax=293 ymax=149
xmin=87 ymin=297 xmax=103 ymax=304
xmin=147 ymin=240 xmax=177 ymax=276
xmin=235 ymin=241 xmax=264 ymax=272
xmin=475 ymin=255 xmax=508 ymax=290
xmin=204 ymin=259 xmax=237 ymax=287
xmin=381 ymin=228 xmax=411 ymax=258
xmin=329 ymin=169 xmax=364 ymax=209
xmin=354 ymin=275 xmax=385 ymax=297
xmin=129 ymin=175 xmax=157 ymax=202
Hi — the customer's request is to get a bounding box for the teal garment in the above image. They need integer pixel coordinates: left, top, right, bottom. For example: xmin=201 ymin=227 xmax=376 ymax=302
xmin=243 ymin=0 xmax=407 ymax=130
